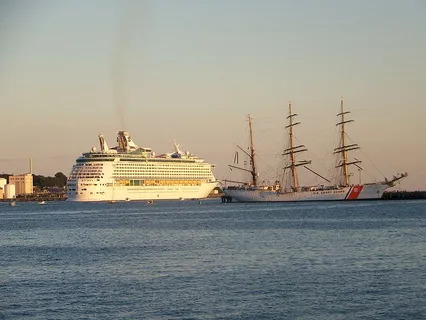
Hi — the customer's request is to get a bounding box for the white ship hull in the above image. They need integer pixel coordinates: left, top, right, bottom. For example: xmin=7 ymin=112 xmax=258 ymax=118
xmin=67 ymin=181 xmax=217 ymax=202
xmin=223 ymin=101 xmax=407 ymax=204
xmin=224 ymin=183 xmax=389 ymax=202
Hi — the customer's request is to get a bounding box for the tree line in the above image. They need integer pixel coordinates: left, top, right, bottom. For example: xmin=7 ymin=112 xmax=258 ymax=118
xmin=0 ymin=172 xmax=67 ymax=188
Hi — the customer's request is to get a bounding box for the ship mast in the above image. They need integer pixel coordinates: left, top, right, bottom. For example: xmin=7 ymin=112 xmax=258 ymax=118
xmin=334 ymin=98 xmax=362 ymax=186
xmin=248 ymin=115 xmax=258 ymax=186
xmin=283 ymin=101 xmax=311 ymax=192
xmin=226 ymin=114 xmax=258 ymax=187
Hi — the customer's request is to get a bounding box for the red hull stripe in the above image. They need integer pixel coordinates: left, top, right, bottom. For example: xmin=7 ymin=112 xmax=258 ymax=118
xmin=346 ymin=185 xmax=364 ymax=200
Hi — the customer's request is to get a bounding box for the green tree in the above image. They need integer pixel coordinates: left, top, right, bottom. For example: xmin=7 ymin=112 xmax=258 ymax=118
xmin=54 ymin=172 xmax=67 ymax=186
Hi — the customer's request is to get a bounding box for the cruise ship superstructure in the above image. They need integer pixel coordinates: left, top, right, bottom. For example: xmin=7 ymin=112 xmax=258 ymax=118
xmin=67 ymin=131 xmax=218 ymax=202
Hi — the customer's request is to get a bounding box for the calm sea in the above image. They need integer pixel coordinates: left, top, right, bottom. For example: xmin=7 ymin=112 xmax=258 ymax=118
xmin=1 ymin=199 xmax=425 ymax=319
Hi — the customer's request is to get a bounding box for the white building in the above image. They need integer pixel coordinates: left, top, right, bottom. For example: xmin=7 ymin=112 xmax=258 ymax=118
xmin=4 ymin=184 xmax=16 ymax=199
xmin=0 ymin=178 xmax=6 ymax=190
xmin=0 ymin=178 xmax=6 ymax=200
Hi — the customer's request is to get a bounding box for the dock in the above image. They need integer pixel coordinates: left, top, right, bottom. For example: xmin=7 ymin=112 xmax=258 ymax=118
xmin=221 ymin=195 xmax=233 ymax=203
xmin=382 ymin=191 xmax=426 ymax=200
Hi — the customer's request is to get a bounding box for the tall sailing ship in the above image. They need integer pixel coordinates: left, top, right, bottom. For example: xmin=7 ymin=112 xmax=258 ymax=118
xmin=66 ymin=131 xmax=218 ymax=202
xmin=223 ymin=99 xmax=407 ymax=202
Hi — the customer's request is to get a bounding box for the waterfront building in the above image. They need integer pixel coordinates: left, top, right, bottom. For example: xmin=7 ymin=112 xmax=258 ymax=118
xmin=9 ymin=174 xmax=33 ymax=195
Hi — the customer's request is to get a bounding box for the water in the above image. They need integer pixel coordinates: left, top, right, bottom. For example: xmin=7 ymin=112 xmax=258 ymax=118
xmin=1 ymin=199 xmax=425 ymax=319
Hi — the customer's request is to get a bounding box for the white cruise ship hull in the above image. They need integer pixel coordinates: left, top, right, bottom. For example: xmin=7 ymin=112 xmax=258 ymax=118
xmin=67 ymin=181 xmax=217 ymax=202
xmin=223 ymin=183 xmax=389 ymax=202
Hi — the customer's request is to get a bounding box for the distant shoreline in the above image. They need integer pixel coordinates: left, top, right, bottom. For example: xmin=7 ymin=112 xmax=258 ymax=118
xmin=1 ymin=190 xmax=425 ymax=202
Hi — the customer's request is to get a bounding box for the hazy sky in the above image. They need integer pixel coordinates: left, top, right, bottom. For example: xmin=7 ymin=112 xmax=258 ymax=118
xmin=0 ymin=0 xmax=425 ymax=190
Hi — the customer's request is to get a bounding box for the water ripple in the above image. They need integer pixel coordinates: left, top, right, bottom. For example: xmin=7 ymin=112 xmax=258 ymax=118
xmin=1 ymin=199 xmax=426 ymax=319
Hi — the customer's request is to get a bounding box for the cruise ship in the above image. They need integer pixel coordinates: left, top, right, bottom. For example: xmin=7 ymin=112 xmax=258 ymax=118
xmin=66 ymin=131 xmax=218 ymax=202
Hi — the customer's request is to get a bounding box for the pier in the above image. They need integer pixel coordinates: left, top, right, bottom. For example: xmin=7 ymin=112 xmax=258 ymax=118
xmin=382 ymin=191 xmax=426 ymax=200
xmin=0 ymin=192 xmax=66 ymax=202
xmin=221 ymin=195 xmax=233 ymax=203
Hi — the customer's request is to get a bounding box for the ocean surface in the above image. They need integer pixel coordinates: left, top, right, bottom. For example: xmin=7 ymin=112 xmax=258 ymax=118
xmin=1 ymin=199 xmax=425 ymax=320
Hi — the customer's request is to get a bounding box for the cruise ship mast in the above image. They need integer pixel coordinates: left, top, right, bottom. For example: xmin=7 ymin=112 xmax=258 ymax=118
xmin=334 ymin=98 xmax=362 ymax=186
xmin=283 ymin=101 xmax=311 ymax=192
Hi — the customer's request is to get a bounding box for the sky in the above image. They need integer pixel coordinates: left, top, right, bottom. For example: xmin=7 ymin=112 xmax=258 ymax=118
xmin=0 ymin=0 xmax=425 ymax=190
